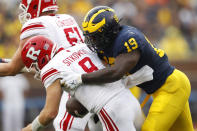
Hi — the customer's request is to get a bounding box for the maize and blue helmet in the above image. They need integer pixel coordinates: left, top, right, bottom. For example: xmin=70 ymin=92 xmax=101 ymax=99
xmin=82 ymin=6 xmax=120 ymax=51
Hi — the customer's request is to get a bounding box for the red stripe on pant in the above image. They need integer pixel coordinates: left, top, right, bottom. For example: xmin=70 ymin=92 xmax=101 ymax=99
xmin=60 ymin=112 xmax=67 ymax=129
xmin=69 ymin=117 xmax=74 ymax=129
xmin=100 ymin=108 xmax=119 ymax=131
xmin=60 ymin=94 xmax=74 ymax=130
xmin=100 ymin=112 xmax=110 ymax=131
xmin=103 ymin=108 xmax=119 ymax=131
xmin=63 ymin=113 xmax=72 ymax=131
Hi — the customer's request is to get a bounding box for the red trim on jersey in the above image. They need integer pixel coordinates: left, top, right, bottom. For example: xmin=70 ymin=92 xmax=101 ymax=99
xmin=100 ymin=108 xmax=119 ymax=131
xmin=43 ymin=72 xmax=59 ymax=83
xmin=21 ymin=23 xmax=45 ymax=34
xmin=41 ymin=68 xmax=58 ymax=82
xmin=57 ymin=47 xmax=64 ymax=53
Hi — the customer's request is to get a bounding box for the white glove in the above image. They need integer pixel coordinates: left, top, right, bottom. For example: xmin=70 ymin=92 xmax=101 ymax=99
xmin=60 ymin=71 xmax=82 ymax=95
xmin=123 ymin=65 xmax=154 ymax=88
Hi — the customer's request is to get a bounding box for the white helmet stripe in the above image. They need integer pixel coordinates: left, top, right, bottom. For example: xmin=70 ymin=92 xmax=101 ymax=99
xmin=26 ymin=0 xmax=31 ymax=12
xmin=37 ymin=0 xmax=42 ymax=17
xmin=27 ymin=0 xmax=32 ymax=4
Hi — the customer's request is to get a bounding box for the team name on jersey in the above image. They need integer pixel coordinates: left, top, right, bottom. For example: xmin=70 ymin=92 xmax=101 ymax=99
xmin=63 ymin=49 xmax=88 ymax=66
xmin=56 ymin=18 xmax=75 ymax=27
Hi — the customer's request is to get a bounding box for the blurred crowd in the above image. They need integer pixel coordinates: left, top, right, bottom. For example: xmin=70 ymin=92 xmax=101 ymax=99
xmin=0 ymin=0 xmax=197 ymax=60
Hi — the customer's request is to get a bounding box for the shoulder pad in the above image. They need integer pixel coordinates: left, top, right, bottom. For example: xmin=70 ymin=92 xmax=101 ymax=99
xmin=20 ymin=18 xmax=47 ymax=40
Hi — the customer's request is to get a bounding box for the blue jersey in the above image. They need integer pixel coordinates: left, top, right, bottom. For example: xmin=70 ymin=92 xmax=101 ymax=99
xmin=98 ymin=25 xmax=174 ymax=94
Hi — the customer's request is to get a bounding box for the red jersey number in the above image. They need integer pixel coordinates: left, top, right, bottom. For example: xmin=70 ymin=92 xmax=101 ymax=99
xmin=78 ymin=57 xmax=98 ymax=73
xmin=64 ymin=27 xmax=84 ymax=46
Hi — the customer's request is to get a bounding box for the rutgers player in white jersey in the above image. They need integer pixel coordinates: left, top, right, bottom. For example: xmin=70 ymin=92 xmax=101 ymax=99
xmin=21 ymin=35 xmax=144 ymax=131
xmin=0 ymin=0 xmax=91 ymax=131
xmin=0 ymin=0 xmax=84 ymax=76
xmin=20 ymin=11 xmax=84 ymax=50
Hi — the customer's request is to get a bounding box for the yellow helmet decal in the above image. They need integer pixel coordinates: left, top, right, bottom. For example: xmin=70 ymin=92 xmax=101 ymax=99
xmin=114 ymin=14 xmax=119 ymax=23
xmin=82 ymin=8 xmax=115 ymax=33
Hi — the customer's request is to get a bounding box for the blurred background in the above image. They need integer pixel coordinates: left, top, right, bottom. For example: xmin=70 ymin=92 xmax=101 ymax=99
xmin=0 ymin=0 xmax=197 ymax=130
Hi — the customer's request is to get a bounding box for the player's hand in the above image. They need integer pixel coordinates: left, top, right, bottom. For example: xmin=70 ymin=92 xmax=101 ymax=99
xmin=60 ymin=71 xmax=82 ymax=95
xmin=22 ymin=124 xmax=32 ymax=131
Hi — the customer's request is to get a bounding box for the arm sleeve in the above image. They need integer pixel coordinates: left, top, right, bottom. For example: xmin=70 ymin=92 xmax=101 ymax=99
xmin=41 ymin=67 xmax=61 ymax=89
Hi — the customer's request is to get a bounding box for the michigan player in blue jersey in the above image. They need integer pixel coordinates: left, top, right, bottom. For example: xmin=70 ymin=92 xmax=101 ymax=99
xmin=62 ymin=6 xmax=194 ymax=131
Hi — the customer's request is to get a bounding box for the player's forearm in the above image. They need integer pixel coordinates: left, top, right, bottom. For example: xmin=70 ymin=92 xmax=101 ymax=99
xmin=81 ymin=67 xmax=124 ymax=84
xmin=38 ymin=80 xmax=61 ymax=126
xmin=82 ymin=51 xmax=140 ymax=84
xmin=30 ymin=114 xmax=51 ymax=131
xmin=0 ymin=63 xmax=14 ymax=76
xmin=38 ymin=109 xmax=58 ymax=126
xmin=0 ymin=58 xmax=27 ymax=76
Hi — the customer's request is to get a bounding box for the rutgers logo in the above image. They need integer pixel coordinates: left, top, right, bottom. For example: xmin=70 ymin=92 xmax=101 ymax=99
xmin=26 ymin=47 xmax=41 ymax=60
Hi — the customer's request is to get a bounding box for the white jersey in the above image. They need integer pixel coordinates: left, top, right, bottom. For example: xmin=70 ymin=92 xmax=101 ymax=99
xmin=20 ymin=14 xmax=88 ymax=131
xmin=20 ymin=14 xmax=84 ymax=50
xmin=41 ymin=44 xmax=125 ymax=113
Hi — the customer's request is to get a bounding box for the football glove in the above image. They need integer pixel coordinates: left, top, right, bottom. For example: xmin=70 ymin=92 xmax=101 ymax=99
xmin=60 ymin=71 xmax=82 ymax=96
xmin=123 ymin=65 xmax=154 ymax=88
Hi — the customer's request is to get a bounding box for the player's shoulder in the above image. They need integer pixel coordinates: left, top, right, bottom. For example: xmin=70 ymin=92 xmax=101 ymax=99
xmin=111 ymin=25 xmax=142 ymax=55
xmin=115 ymin=25 xmax=144 ymax=44
xmin=20 ymin=17 xmax=48 ymax=40
xmin=21 ymin=17 xmax=45 ymax=30
xmin=21 ymin=15 xmax=58 ymax=31
xmin=56 ymin=14 xmax=74 ymax=19
xmin=40 ymin=53 xmax=64 ymax=87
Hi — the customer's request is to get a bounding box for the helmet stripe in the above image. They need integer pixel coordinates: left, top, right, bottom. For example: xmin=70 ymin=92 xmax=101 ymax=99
xmin=37 ymin=0 xmax=42 ymax=17
xmin=82 ymin=8 xmax=115 ymax=33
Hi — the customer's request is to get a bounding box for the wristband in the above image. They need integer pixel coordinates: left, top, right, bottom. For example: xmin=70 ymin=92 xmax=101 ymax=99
xmin=32 ymin=116 xmax=45 ymax=131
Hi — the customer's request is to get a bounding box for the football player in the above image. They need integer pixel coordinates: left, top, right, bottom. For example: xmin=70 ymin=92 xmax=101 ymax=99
xmin=0 ymin=0 xmax=91 ymax=131
xmin=21 ymin=35 xmax=144 ymax=131
xmin=63 ymin=6 xmax=194 ymax=131
xmin=0 ymin=0 xmax=84 ymax=76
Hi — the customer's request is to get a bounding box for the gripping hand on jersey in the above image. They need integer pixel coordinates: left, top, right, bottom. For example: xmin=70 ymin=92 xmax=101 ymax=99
xmin=60 ymin=71 xmax=82 ymax=96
